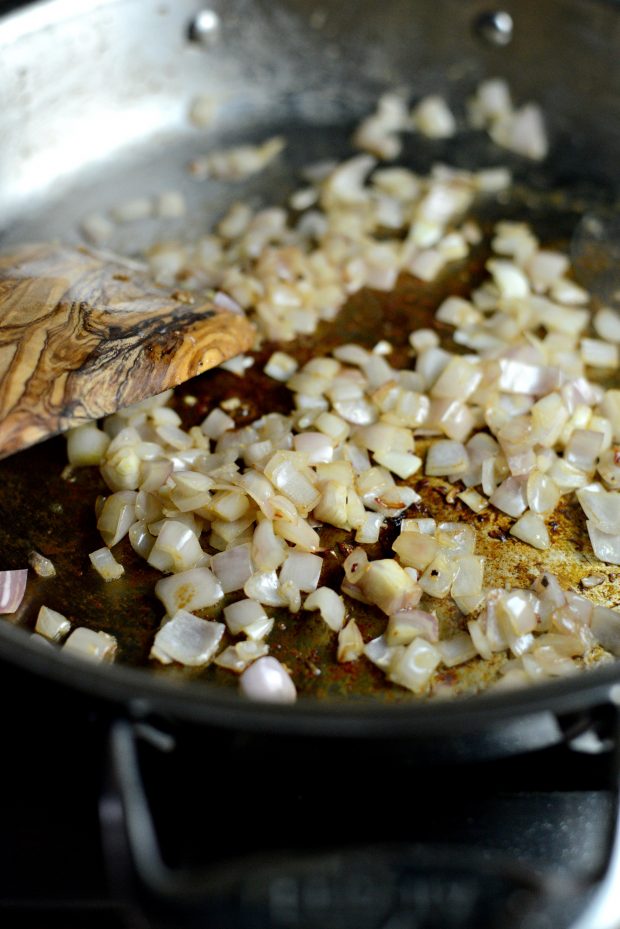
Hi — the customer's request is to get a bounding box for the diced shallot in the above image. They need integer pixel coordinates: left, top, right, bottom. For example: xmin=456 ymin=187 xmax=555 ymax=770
xmin=304 ymin=587 xmax=345 ymax=632
xmin=89 ymin=547 xmax=125 ymax=580
xmin=337 ymin=619 xmax=364 ymax=662
xmin=64 ymin=628 xmax=117 ymax=662
xmin=150 ymin=611 xmax=225 ymax=666
xmin=388 ymin=637 xmax=441 ymax=693
xmin=239 ymin=656 xmax=297 ymax=703
xmin=35 ymin=605 xmax=71 ymax=642
xmin=386 ymin=609 xmax=438 ymax=645
xmin=0 ymin=569 xmax=27 ymax=614
xmin=155 ymin=567 xmax=223 ymax=615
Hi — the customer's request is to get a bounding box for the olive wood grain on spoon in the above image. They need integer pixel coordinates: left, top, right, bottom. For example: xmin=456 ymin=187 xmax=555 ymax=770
xmin=0 ymin=243 xmax=255 ymax=459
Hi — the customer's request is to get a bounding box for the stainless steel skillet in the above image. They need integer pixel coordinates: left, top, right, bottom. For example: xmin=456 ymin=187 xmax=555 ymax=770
xmin=2 ymin=1 xmax=620 ymax=927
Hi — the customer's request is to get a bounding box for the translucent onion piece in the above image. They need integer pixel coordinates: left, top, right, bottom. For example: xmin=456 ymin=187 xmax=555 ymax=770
xmin=280 ymin=552 xmax=323 ymax=593
xmin=581 ymin=338 xmax=619 ymax=369
xmin=140 ymin=459 xmax=173 ymax=493
xmin=211 ymin=544 xmax=254 ymax=593
xmin=304 ymin=587 xmax=346 ymax=632
xmin=264 ymin=352 xmax=298 ymax=381
xmin=214 ymin=639 xmax=269 ymax=672
xmin=510 ymin=512 xmax=550 ymax=550
xmin=155 ymin=567 xmax=224 ymax=615
xmin=337 ymin=619 xmax=364 ymax=662
xmin=223 ymin=599 xmax=269 ymax=636
xmin=150 ymin=610 xmax=225 ymax=666
xmin=467 ymin=618 xmax=493 ymax=660
xmin=0 ymin=569 xmax=28 ymax=614
xmin=386 ymin=609 xmax=439 ymax=645
xmin=388 ymin=637 xmax=441 ymax=693
xmin=129 ymin=520 xmax=155 ymax=559
xmin=451 ymin=555 xmax=484 ymax=598
xmin=251 ymin=520 xmax=288 ymax=572
xmin=35 ymin=605 xmax=71 ymax=642
xmin=437 ymin=633 xmax=477 ymax=667
xmin=425 ymin=440 xmax=469 ymax=477
xmin=419 ymin=553 xmax=458 ymax=598
xmin=293 ymin=432 xmax=334 ymax=464
xmin=591 ymin=605 xmax=620 ymax=655
xmin=89 ymin=547 xmax=125 ymax=581
xmin=63 ymin=628 xmax=117 ymax=662
xmin=67 ymin=423 xmax=110 ymax=466
xmin=498 ymin=590 xmax=538 ymax=635
xmin=97 ymin=491 xmax=137 ymax=547
xmin=586 ymin=521 xmax=620 ymax=566
xmin=364 ymin=634 xmax=393 ymax=670
xmin=244 ymin=570 xmax=288 ymax=607
xmin=490 ymin=476 xmax=528 ymax=518
xmin=578 ymin=484 xmax=620 ymax=535
xmin=457 ymin=488 xmax=488 ymax=513
xmin=358 ymin=559 xmax=422 ymax=615
xmin=431 ymin=357 xmax=482 ymax=400
xmin=526 ymin=472 xmax=560 ymax=515
xmin=594 ymin=307 xmax=620 ymax=344
xmin=201 ymin=408 xmax=235 ymax=439
xmin=264 ymin=453 xmax=321 ymax=513
xmin=28 ymin=551 xmax=56 ymax=578
xmin=239 ymin=656 xmax=297 ymax=703
xmin=343 ymin=547 xmax=369 ymax=583
xmin=436 ymin=522 xmax=476 ymax=554
xmin=393 ymin=531 xmax=438 ymax=571
xmin=565 ymin=430 xmax=604 ymax=472
xmin=497 ymin=358 xmax=560 ymax=396
xmin=413 ymin=95 xmax=456 ymax=139
xmin=148 ymin=520 xmax=205 ymax=573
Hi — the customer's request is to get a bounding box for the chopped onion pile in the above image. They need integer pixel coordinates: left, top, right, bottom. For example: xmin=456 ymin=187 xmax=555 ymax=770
xmin=56 ymin=80 xmax=620 ymax=698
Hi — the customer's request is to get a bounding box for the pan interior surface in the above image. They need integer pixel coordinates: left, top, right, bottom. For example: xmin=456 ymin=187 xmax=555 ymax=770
xmin=1 ymin=0 xmax=620 ymax=721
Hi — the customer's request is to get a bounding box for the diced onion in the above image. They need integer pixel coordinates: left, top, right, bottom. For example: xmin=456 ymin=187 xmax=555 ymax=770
xmin=0 ymin=569 xmax=28 ymax=614
xmin=214 ymin=639 xmax=269 ymax=672
xmin=337 ymin=619 xmax=364 ymax=662
xmin=388 ymin=637 xmax=441 ymax=692
xmin=150 ymin=610 xmax=225 ymax=666
xmin=510 ymin=511 xmax=550 ymax=550
xmin=35 ymin=605 xmax=71 ymax=642
xmin=211 ymin=544 xmax=254 ymax=593
xmin=64 ymin=628 xmax=117 ymax=662
xmin=304 ymin=587 xmax=345 ymax=631
xmin=155 ymin=567 xmax=223 ymax=614
xmin=239 ymin=656 xmax=297 ymax=703
xmin=386 ymin=609 xmax=438 ymax=645
xmin=28 ymin=551 xmax=56 ymax=578
xmin=223 ymin=599 xmax=269 ymax=636
xmin=437 ymin=633 xmax=477 ymax=667
xmin=89 ymin=547 xmax=125 ymax=581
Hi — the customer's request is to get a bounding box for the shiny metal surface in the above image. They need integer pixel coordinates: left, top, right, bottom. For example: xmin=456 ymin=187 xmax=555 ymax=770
xmin=1 ymin=0 xmax=620 ymax=254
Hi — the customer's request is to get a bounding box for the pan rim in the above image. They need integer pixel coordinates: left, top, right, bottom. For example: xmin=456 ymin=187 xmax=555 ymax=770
xmin=3 ymin=0 xmax=620 ymax=741
xmin=2 ymin=619 xmax=619 ymax=737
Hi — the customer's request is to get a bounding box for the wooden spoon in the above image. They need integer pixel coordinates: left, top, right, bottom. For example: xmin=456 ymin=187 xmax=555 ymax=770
xmin=0 ymin=243 xmax=255 ymax=459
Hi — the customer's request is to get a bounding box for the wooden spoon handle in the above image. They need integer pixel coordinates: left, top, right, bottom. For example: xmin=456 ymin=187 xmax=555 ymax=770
xmin=0 ymin=243 xmax=255 ymax=458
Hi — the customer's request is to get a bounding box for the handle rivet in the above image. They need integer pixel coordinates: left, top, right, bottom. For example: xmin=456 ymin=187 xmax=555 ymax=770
xmin=188 ymin=8 xmax=221 ymax=47
xmin=473 ymin=10 xmax=514 ymax=47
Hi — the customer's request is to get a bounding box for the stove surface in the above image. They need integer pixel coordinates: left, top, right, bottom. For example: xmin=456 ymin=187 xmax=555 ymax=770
xmin=0 ymin=660 xmax=616 ymax=929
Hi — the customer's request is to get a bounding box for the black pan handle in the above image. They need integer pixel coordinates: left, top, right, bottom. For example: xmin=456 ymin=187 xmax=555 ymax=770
xmin=101 ymin=711 xmax=620 ymax=929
